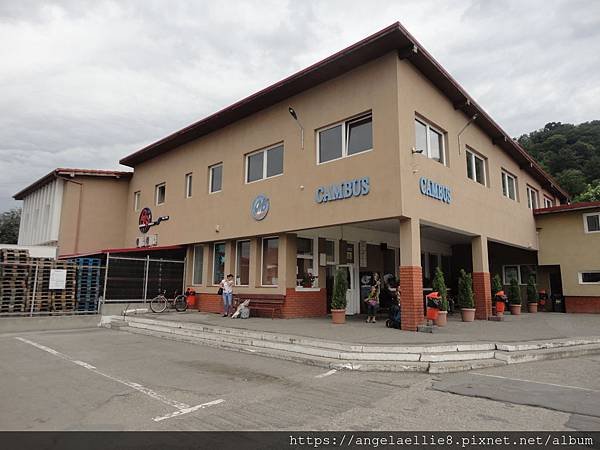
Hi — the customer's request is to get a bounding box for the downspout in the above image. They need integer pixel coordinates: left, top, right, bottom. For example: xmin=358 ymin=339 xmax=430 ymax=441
xmin=457 ymin=114 xmax=478 ymax=155
xmin=58 ymin=176 xmax=84 ymax=255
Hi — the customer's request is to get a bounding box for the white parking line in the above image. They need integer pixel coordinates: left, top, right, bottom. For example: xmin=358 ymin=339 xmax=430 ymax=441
xmin=315 ymin=369 xmax=337 ymax=378
xmin=15 ymin=337 xmax=224 ymax=420
xmin=471 ymin=372 xmax=600 ymax=393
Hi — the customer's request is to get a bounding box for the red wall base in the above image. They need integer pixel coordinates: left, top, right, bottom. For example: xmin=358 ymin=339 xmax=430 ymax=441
xmin=565 ymin=296 xmax=600 ymax=313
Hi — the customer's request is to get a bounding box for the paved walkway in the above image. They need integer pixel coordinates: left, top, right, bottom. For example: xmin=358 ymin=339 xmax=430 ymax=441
xmin=142 ymin=311 xmax=600 ymax=345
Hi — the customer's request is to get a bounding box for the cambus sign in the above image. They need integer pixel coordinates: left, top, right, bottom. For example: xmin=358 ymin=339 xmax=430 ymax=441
xmin=315 ymin=176 xmax=370 ymax=204
xmin=419 ymin=177 xmax=452 ymax=204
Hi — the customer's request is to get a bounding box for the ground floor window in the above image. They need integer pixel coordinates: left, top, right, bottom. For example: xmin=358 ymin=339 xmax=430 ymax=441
xmin=213 ymin=242 xmax=226 ymax=284
xmin=503 ymin=264 xmax=536 ymax=285
xmin=262 ymin=237 xmax=279 ymax=286
xmin=296 ymin=237 xmax=316 ymax=287
xmin=235 ymin=240 xmax=250 ymax=286
xmin=192 ymin=245 xmax=203 ymax=285
xmin=579 ymin=271 xmax=600 ymax=284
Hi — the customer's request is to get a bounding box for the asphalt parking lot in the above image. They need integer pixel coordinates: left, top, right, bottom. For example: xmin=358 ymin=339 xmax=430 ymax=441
xmin=1 ymin=326 xmax=599 ymax=431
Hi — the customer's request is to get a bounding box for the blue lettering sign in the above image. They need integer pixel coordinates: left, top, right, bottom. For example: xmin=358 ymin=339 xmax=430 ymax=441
xmin=316 ymin=177 xmax=370 ymax=204
xmin=419 ymin=177 xmax=452 ymax=204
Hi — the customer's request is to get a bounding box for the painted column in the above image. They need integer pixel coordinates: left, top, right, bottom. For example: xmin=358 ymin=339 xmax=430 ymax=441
xmin=472 ymin=235 xmax=492 ymax=320
xmin=399 ymin=217 xmax=424 ymax=331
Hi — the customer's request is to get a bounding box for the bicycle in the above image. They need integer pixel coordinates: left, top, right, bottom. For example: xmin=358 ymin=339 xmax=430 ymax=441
xmin=150 ymin=290 xmax=187 ymax=313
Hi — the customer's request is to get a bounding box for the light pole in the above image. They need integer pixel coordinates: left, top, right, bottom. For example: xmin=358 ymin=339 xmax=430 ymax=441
xmin=288 ymin=106 xmax=304 ymax=150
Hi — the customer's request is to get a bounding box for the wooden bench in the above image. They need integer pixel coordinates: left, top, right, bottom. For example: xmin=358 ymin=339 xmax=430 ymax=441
xmin=234 ymin=294 xmax=285 ymax=319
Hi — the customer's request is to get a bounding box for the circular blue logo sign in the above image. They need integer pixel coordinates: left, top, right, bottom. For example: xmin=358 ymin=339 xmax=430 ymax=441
xmin=251 ymin=194 xmax=270 ymax=221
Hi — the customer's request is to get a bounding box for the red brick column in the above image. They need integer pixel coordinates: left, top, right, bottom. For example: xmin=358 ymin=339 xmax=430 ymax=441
xmin=400 ymin=266 xmax=424 ymax=331
xmin=473 ymin=272 xmax=492 ymax=320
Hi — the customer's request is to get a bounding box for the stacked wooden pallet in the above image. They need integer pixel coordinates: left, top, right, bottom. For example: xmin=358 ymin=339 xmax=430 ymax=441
xmin=0 ymin=249 xmax=31 ymax=313
xmin=73 ymin=257 xmax=102 ymax=312
xmin=28 ymin=259 xmax=77 ymax=313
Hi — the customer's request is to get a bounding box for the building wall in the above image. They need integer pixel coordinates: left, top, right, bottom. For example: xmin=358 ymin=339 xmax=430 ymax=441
xmin=18 ymin=178 xmax=64 ymax=246
xmin=536 ymin=208 xmax=600 ymax=298
xmin=57 ymin=177 xmax=130 ymax=256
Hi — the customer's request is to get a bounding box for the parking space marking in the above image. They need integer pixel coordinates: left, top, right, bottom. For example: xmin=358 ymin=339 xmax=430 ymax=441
xmin=15 ymin=337 xmax=224 ymax=421
xmin=471 ymin=372 xmax=600 ymax=393
xmin=315 ymin=369 xmax=337 ymax=378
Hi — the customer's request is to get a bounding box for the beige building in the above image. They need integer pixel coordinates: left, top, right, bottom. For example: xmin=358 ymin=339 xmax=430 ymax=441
xmin=14 ymin=23 xmax=598 ymax=326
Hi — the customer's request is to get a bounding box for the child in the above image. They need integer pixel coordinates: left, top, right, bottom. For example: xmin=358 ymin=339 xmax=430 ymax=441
xmin=365 ymin=286 xmax=379 ymax=323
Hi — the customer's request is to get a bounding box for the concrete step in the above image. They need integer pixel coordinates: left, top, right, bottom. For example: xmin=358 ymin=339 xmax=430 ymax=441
xmin=496 ymin=337 xmax=600 ymax=352
xmin=494 ymin=343 xmax=600 ymax=364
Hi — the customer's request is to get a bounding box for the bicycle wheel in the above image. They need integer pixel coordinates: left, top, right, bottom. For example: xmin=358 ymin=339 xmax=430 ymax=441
xmin=174 ymin=295 xmax=187 ymax=312
xmin=150 ymin=295 xmax=168 ymax=313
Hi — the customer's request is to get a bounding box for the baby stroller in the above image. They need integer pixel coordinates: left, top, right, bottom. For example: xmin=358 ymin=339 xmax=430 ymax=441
xmin=386 ymin=303 xmax=401 ymax=329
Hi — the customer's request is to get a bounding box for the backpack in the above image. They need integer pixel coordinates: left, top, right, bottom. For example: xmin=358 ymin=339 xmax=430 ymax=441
xmin=240 ymin=306 xmax=250 ymax=319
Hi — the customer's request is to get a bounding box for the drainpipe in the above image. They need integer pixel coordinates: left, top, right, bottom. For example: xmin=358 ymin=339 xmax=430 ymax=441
xmin=58 ymin=175 xmax=83 ymax=254
xmin=457 ymin=114 xmax=479 ymax=155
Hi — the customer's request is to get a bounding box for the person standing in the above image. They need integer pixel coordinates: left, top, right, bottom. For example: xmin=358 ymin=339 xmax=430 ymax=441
xmin=365 ymin=272 xmax=381 ymax=323
xmin=220 ymin=274 xmax=234 ymax=317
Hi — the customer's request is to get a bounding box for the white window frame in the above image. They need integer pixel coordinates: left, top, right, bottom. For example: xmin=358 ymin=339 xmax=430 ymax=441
xmin=325 ymin=239 xmax=338 ymax=265
xmin=578 ymin=271 xmax=600 ymax=284
xmin=155 ymin=183 xmax=166 ymax=205
xmin=466 ymin=148 xmax=487 ymax=186
xmin=245 ymin=143 xmax=284 ymax=184
xmin=185 ymin=173 xmax=193 ymax=198
xmin=414 ymin=117 xmax=446 ymax=165
xmin=235 ymin=240 xmax=251 ymax=286
xmin=526 ymin=185 xmax=539 ymax=210
xmin=316 ymin=112 xmax=373 ymax=165
xmin=583 ymin=212 xmax=600 ymax=234
xmin=543 ymin=196 xmax=554 ymax=208
xmin=501 ymin=170 xmax=517 ymax=201
xmin=192 ymin=244 xmax=204 ymax=285
xmin=260 ymin=236 xmax=279 ymax=287
xmin=296 ymin=236 xmax=318 ymax=288
xmin=209 ymin=163 xmax=223 ymax=194
xmin=502 ymin=265 xmax=521 ymax=285
xmin=133 ymin=191 xmax=141 ymax=211
xmin=212 ymin=242 xmax=226 ymax=285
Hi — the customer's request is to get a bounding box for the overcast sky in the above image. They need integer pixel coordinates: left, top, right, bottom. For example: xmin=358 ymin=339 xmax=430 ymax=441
xmin=1 ymin=0 xmax=599 ymax=211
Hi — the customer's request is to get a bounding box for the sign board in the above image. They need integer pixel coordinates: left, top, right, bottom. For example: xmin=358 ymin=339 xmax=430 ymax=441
xmin=419 ymin=177 xmax=452 ymax=204
xmin=251 ymin=194 xmax=270 ymax=221
xmin=315 ymin=177 xmax=370 ymax=203
xmin=49 ymin=269 xmax=67 ymax=290
xmin=136 ymin=234 xmax=158 ymax=248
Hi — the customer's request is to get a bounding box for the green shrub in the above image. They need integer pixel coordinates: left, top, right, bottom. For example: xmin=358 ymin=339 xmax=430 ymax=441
xmin=432 ymin=266 xmax=448 ymax=311
xmin=508 ymin=278 xmax=522 ymax=305
xmin=526 ymin=275 xmax=538 ymax=304
xmin=457 ymin=269 xmax=474 ymax=309
xmin=491 ymin=274 xmax=503 ymax=296
xmin=331 ymin=268 xmax=348 ymax=310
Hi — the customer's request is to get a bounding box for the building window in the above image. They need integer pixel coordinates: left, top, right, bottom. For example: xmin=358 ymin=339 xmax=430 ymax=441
xmin=584 ymin=213 xmax=600 ymax=233
xmin=543 ymin=196 xmax=553 ymax=208
xmin=246 ymin=144 xmax=284 ymax=183
xmin=192 ymin=245 xmax=203 ymax=285
xmin=209 ymin=163 xmax=222 ymax=193
xmin=155 ymin=183 xmax=166 ymax=205
xmin=134 ymin=191 xmax=141 ymax=211
xmin=503 ymin=264 xmax=536 ymax=285
xmin=296 ymin=237 xmax=315 ymax=287
xmin=212 ymin=242 xmax=226 ymax=285
xmin=185 ymin=173 xmax=193 ymax=198
xmin=501 ymin=171 xmax=517 ymax=201
xmin=235 ymin=240 xmax=250 ymax=286
xmin=519 ymin=265 xmax=536 ymax=285
xmin=466 ymin=149 xmax=486 ymax=185
xmin=503 ymin=265 xmax=520 ymax=285
xmin=317 ymin=113 xmax=372 ymax=164
xmin=414 ymin=118 xmax=445 ymax=164
xmin=261 ymin=237 xmax=279 ymax=286
xmin=526 ymin=186 xmax=539 ymax=209
xmin=579 ymin=271 xmax=600 ymax=284
xmin=325 ymin=239 xmax=337 ymax=264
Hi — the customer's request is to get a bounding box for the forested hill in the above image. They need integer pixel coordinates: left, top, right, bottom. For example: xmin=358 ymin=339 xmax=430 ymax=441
xmin=517 ymin=121 xmax=600 ymax=201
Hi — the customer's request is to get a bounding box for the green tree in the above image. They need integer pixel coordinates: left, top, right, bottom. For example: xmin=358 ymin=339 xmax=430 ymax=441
xmin=331 ymin=268 xmax=348 ymax=310
xmin=0 ymin=208 xmax=21 ymax=244
xmin=508 ymin=278 xmax=522 ymax=306
xmin=526 ymin=275 xmax=538 ymax=304
xmin=555 ymin=169 xmax=588 ymax=197
xmin=432 ymin=266 xmax=448 ymax=311
xmin=491 ymin=274 xmax=503 ymax=295
xmin=574 ymin=182 xmax=600 ymax=202
xmin=457 ymin=269 xmax=474 ymax=309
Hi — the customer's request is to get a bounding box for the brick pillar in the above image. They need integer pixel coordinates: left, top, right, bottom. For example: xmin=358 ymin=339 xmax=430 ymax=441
xmin=472 ymin=236 xmax=491 ymax=320
xmin=473 ymin=272 xmax=492 ymax=319
xmin=399 ymin=217 xmax=424 ymax=331
xmin=400 ymin=266 xmax=424 ymax=331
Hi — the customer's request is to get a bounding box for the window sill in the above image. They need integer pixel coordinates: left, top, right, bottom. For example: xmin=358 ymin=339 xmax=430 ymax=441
xmin=295 ymin=287 xmax=321 ymax=292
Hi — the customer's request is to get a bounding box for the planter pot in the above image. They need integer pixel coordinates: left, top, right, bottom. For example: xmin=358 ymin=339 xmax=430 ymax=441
xmin=434 ymin=310 xmax=448 ymax=327
xmin=528 ymin=302 xmax=538 ymax=313
xmin=495 ymin=301 xmax=505 ymax=316
xmin=331 ymin=309 xmax=346 ymax=324
xmin=460 ymin=308 xmax=476 ymax=322
xmin=509 ymin=304 xmax=522 ymax=315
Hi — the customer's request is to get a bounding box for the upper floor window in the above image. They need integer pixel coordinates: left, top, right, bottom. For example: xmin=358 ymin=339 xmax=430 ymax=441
xmin=526 ymin=185 xmax=539 ymax=209
xmin=466 ymin=149 xmax=486 ymax=185
xmin=134 ymin=191 xmax=141 ymax=211
xmin=501 ymin=170 xmax=517 ymax=201
xmin=543 ymin=196 xmax=554 ymax=208
xmin=584 ymin=212 xmax=600 ymax=233
xmin=317 ymin=113 xmax=372 ymax=164
xmin=185 ymin=173 xmax=193 ymax=198
xmin=246 ymin=144 xmax=284 ymax=183
xmin=415 ymin=118 xmax=445 ymax=164
xmin=155 ymin=183 xmax=166 ymax=205
xmin=209 ymin=163 xmax=222 ymax=193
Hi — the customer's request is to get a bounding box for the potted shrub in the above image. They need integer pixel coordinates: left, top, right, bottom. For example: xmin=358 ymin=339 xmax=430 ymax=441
xmin=526 ymin=275 xmax=538 ymax=313
xmin=432 ymin=266 xmax=448 ymax=326
xmin=457 ymin=269 xmax=476 ymax=322
xmin=492 ymin=274 xmax=505 ymax=315
xmin=330 ymin=267 xmax=348 ymax=324
xmin=508 ymin=277 xmax=522 ymax=315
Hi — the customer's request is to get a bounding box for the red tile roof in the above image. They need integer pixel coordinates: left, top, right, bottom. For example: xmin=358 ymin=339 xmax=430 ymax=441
xmin=534 ymin=201 xmax=600 ymax=215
